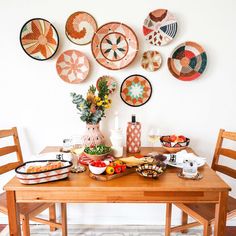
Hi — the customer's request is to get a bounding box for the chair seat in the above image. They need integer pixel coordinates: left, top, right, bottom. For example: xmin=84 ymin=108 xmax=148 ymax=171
xmin=0 ymin=192 xmax=52 ymax=217
xmin=182 ymin=196 xmax=236 ymax=222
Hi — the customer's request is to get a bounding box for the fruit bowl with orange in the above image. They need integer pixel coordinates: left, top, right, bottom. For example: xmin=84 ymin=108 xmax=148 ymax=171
xmin=160 ymin=135 xmax=190 ymax=153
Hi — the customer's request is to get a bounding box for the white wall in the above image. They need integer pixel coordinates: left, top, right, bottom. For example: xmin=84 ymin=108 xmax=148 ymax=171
xmin=1 ymin=0 xmax=236 ymax=226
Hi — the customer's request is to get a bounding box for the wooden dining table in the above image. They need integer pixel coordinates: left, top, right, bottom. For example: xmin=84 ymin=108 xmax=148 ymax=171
xmin=4 ymin=146 xmax=230 ymax=236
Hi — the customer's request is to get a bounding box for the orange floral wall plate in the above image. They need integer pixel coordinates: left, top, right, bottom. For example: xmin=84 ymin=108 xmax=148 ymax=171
xmin=120 ymin=74 xmax=152 ymax=107
xmin=143 ymin=9 xmax=177 ymax=46
xmin=56 ymin=50 xmax=90 ymax=84
xmin=20 ymin=18 xmax=59 ymax=60
xmin=65 ymin=11 xmax=97 ymax=45
xmin=96 ymin=76 xmax=117 ymax=94
xmin=91 ymin=22 xmax=139 ymax=70
xmin=141 ymin=50 xmax=162 ymax=72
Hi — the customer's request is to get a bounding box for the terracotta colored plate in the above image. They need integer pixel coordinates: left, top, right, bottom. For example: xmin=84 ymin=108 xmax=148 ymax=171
xmin=91 ymin=22 xmax=139 ymax=70
xmin=141 ymin=50 xmax=162 ymax=72
xmin=56 ymin=50 xmax=90 ymax=84
xmin=20 ymin=18 xmax=59 ymax=60
xmin=65 ymin=11 xmax=97 ymax=45
xmin=168 ymin=41 xmax=207 ymax=81
xmin=96 ymin=76 xmax=117 ymax=94
xmin=120 ymin=74 xmax=152 ymax=107
xmin=143 ymin=9 xmax=177 ymax=46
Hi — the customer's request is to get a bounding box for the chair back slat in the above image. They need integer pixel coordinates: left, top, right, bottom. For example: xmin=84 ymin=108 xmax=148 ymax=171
xmin=0 ymin=127 xmax=23 ymax=174
xmin=222 ymin=131 xmax=236 ymax=141
xmin=219 ymin=148 xmax=236 ymax=161
xmin=0 ymin=145 xmax=18 ymax=156
xmin=211 ymin=129 xmax=236 ymax=179
xmin=0 ymin=129 xmax=15 ymax=138
xmin=213 ymin=164 xmax=236 ymax=179
xmin=0 ymin=161 xmax=22 ymax=175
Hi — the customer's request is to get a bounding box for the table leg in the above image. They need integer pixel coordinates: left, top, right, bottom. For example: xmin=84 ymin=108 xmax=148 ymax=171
xmin=214 ymin=191 xmax=228 ymax=236
xmin=6 ymin=191 xmax=21 ymax=236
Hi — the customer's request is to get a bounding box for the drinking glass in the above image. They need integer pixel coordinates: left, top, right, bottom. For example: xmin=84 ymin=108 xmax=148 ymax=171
xmin=147 ymin=127 xmax=160 ymax=156
xmin=70 ymin=136 xmax=86 ymax=173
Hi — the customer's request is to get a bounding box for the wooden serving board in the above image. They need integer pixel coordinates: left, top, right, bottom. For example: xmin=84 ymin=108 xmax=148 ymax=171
xmin=89 ymin=167 xmax=136 ymax=181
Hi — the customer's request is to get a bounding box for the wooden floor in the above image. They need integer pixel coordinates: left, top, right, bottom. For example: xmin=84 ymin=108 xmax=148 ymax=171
xmin=0 ymin=224 xmax=235 ymax=235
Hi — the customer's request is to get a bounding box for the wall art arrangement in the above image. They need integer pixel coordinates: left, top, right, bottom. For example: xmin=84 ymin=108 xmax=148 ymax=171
xmin=141 ymin=50 xmax=162 ymax=72
xmin=120 ymin=74 xmax=152 ymax=107
xmin=143 ymin=9 xmax=178 ymax=46
xmin=168 ymin=41 xmax=207 ymax=81
xmin=56 ymin=50 xmax=90 ymax=84
xmin=91 ymin=22 xmax=138 ymax=70
xmin=96 ymin=76 xmax=117 ymax=94
xmin=65 ymin=11 xmax=98 ymax=45
xmin=19 ymin=8 xmax=208 ymax=107
xmin=20 ymin=18 xmax=59 ymax=60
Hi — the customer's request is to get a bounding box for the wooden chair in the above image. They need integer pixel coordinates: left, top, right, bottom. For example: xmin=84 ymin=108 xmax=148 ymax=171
xmin=165 ymin=129 xmax=236 ymax=236
xmin=0 ymin=127 xmax=67 ymax=236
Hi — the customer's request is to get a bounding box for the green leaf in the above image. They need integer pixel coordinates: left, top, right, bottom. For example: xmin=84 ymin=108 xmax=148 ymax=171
xmin=105 ymin=39 xmax=112 ymax=45
xmin=104 ymin=48 xmax=111 ymax=54
xmin=118 ymin=48 xmax=125 ymax=52
xmin=114 ymin=51 xmax=118 ymax=59
xmin=116 ymin=36 xmax=121 ymax=45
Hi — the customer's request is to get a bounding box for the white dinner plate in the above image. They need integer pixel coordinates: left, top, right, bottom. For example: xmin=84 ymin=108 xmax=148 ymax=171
xmin=164 ymin=154 xmax=206 ymax=168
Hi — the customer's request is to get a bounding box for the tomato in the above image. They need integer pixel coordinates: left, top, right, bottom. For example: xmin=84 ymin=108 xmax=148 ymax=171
xmin=169 ymin=135 xmax=177 ymax=142
xmin=114 ymin=165 xmax=122 ymax=174
xmin=121 ymin=165 xmax=126 ymax=172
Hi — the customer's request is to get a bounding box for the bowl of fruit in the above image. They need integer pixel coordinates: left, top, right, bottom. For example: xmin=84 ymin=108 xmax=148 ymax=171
xmin=160 ymin=135 xmax=190 ymax=153
xmin=89 ymin=160 xmax=107 ymax=175
xmin=84 ymin=145 xmax=112 ymax=161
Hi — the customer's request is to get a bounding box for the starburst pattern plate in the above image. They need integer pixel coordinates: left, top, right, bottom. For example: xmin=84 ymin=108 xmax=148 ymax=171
xmin=120 ymin=74 xmax=152 ymax=107
xmin=56 ymin=50 xmax=89 ymax=84
xmin=20 ymin=18 xmax=59 ymax=60
xmin=91 ymin=22 xmax=138 ymax=70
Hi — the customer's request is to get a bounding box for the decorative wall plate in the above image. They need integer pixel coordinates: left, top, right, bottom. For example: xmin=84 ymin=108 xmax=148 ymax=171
xmin=91 ymin=22 xmax=138 ymax=70
xmin=96 ymin=76 xmax=117 ymax=94
xmin=20 ymin=18 xmax=59 ymax=60
xmin=168 ymin=41 xmax=207 ymax=81
xmin=56 ymin=50 xmax=89 ymax=84
xmin=143 ymin=9 xmax=177 ymax=46
xmin=65 ymin=11 xmax=97 ymax=45
xmin=141 ymin=50 xmax=162 ymax=72
xmin=120 ymin=74 xmax=152 ymax=107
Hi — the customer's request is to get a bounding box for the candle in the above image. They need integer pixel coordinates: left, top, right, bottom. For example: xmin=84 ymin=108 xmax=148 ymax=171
xmin=114 ymin=112 xmax=119 ymax=130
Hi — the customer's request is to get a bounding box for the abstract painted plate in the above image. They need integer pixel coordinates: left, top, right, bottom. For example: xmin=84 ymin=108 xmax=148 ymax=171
xmin=65 ymin=11 xmax=97 ymax=45
xmin=20 ymin=18 xmax=59 ymax=60
xmin=168 ymin=41 xmax=207 ymax=81
xmin=91 ymin=22 xmax=138 ymax=70
xmin=141 ymin=51 xmax=162 ymax=72
xmin=56 ymin=50 xmax=89 ymax=84
xmin=143 ymin=9 xmax=177 ymax=46
xmin=120 ymin=75 xmax=152 ymax=107
xmin=96 ymin=76 xmax=117 ymax=94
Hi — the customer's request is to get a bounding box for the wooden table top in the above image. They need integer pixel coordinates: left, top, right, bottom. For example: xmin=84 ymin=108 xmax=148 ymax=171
xmin=4 ymin=147 xmax=230 ymax=192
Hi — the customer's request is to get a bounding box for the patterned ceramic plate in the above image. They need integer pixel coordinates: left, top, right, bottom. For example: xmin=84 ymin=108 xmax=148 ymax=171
xmin=56 ymin=50 xmax=90 ymax=84
xmin=168 ymin=41 xmax=207 ymax=81
xmin=141 ymin=51 xmax=162 ymax=72
xmin=20 ymin=18 xmax=59 ymax=60
xmin=96 ymin=76 xmax=117 ymax=94
xmin=120 ymin=74 xmax=152 ymax=107
xmin=91 ymin=22 xmax=138 ymax=70
xmin=143 ymin=9 xmax=177 ymax=46
xmin=65 ymin=11 xmax=97 ymax=45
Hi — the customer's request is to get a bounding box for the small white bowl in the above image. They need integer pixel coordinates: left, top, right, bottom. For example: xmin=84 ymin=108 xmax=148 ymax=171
xmin=89 ymin=164 xmax=106 ymax=175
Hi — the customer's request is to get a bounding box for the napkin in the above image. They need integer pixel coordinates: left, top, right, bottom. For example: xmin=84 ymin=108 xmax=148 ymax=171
xmin=32 ymin=152 xmax=72 ymax=162
xmin=175 ymin=150 xmax=206 ymax=165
